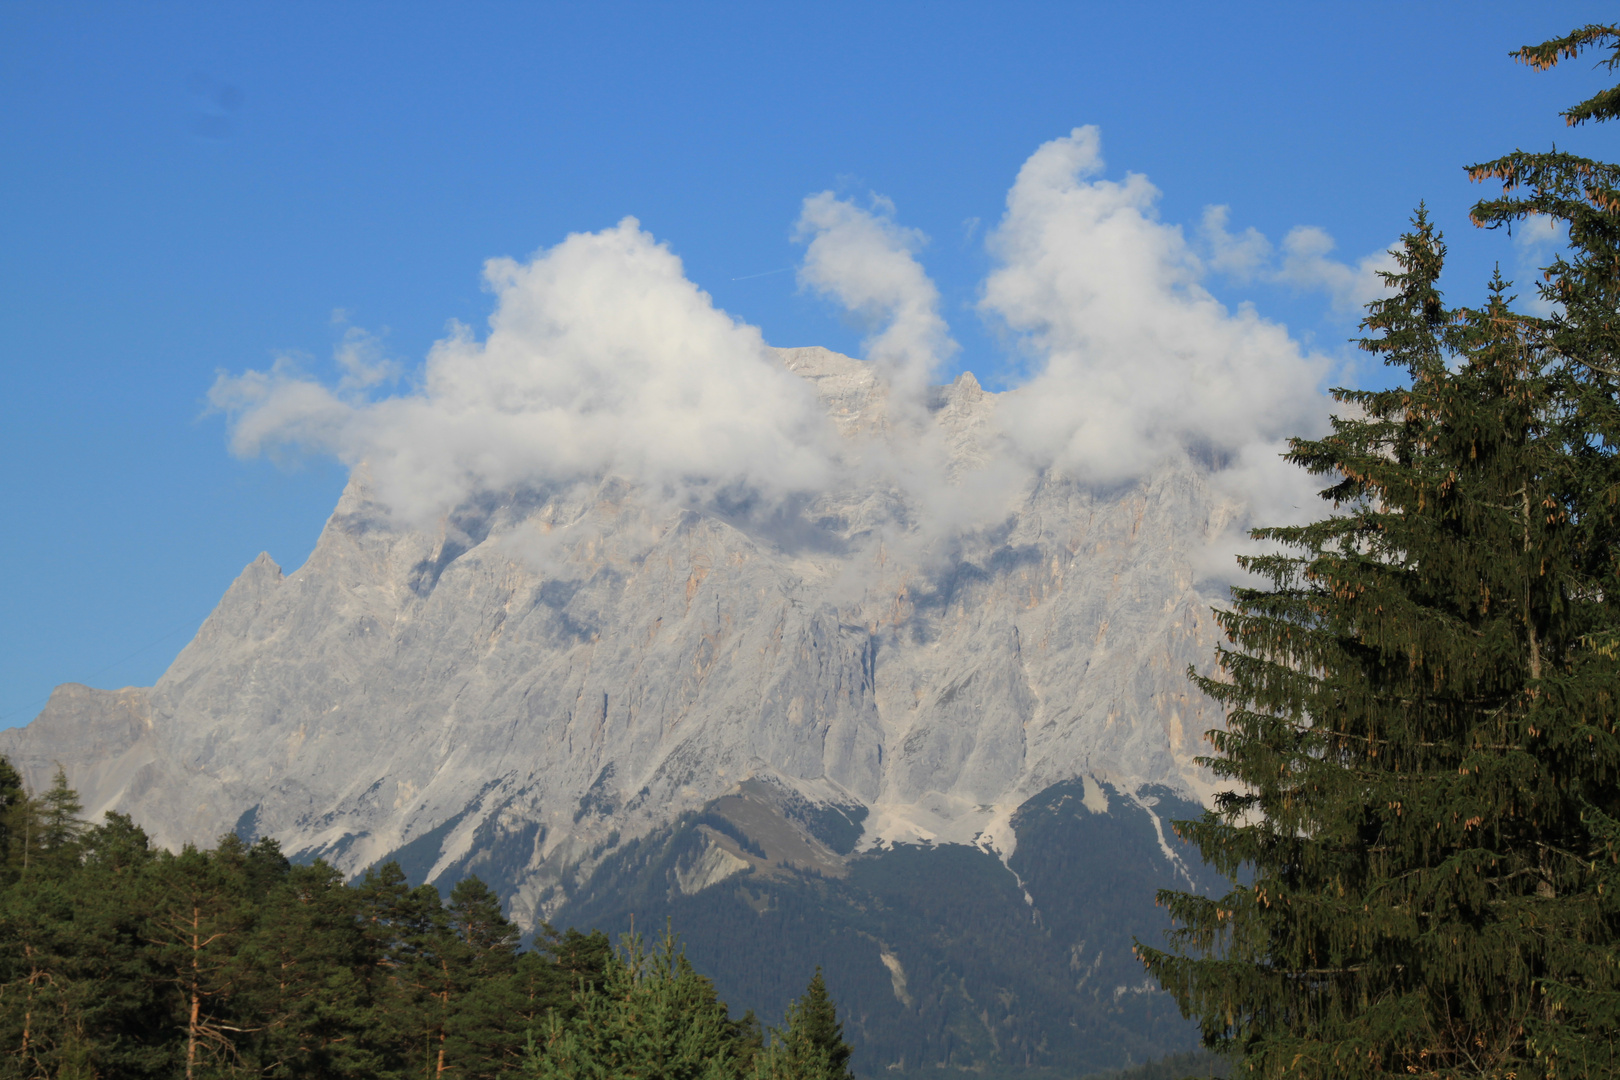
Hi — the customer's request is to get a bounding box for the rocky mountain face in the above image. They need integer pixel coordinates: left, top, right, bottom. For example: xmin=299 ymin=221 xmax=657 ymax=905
xmin=3 ymin=347 xmax=1239 ymax=1073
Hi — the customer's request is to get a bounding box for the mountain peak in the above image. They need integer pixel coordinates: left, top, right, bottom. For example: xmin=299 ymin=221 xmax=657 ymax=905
xmin=3 ymin=348 xmax=1227 ymax=921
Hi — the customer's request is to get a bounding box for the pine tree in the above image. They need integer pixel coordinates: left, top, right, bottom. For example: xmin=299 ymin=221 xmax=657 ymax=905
xmin=71 ymin=812 xmax=174 ymax=1080
xmin=352 ymin=861 xmax=463 ymax=1078
xmin=1139 ymin=25 xmax=1620 ymax=1079
xmin=753 ymin=969 xmax=854 ymax=1080
xmin=0 ymin=799 xmax=171 ymax=1079
xmin=3 ymin=764 xmax=91 ymax=881
xmin=525 ymin=928 xmax=757 ymax=1080
xmin=441 ymin=875 xmax=527 ymax=1078
xmin=547 ymin=925 xmax=613 ymax=998
xmin=240 ymin=858 xmax=380 ymax=1079
xmin=0 ymin=868 xmax=84 ymax=1077
xmin=0 ymin=756 xmax=25 ymax=875
xmin=143 ymin=839 xmax=272 ymax=1079
xmin=1465 ymin=23 xmax=1620 ymax=1076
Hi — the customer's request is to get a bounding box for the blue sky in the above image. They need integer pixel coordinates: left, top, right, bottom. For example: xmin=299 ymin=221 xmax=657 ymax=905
xmin=2 ymin=1 xmax=1613 ymax=727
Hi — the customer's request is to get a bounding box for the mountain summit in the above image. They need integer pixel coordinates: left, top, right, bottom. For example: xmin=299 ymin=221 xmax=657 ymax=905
xmin=4 ymin=347 xmax=1235 ymax=1071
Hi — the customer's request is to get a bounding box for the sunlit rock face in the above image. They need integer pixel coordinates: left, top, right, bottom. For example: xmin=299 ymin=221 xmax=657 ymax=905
xmin=2 ymin=347 xmax=1233 ymax=933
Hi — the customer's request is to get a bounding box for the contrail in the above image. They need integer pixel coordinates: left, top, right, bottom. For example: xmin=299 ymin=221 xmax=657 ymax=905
xmin=730 ymin=267 xmax=793 ymax=282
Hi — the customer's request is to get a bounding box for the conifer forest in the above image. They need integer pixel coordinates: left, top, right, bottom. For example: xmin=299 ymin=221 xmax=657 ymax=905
xmin=0 ymin=761 xmax=861 ymax=1079
xmin=10 ymin=17 xmax=1620 ymax=1080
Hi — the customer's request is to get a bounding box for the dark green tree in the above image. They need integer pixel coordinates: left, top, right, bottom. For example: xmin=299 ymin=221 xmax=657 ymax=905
xmin=441 ymin=876 xmax=527 ymax=1078
xmin=1 ymin=763 xmax=91 ymax=882
xmin=524 ymin=928 xmax=758 ymax=1080
xmin=0 ymin=802 xmax=172 ymax=1079
xmin=1140 ymin=25 xmax=1620 ymax=1080
xmin=37 ymin=766 xmax=86 ymax=862
xmin=353 ymin=860 xmax=465 ymax=1078
xmin=69 ymin=812 xmax=174 ymax=1080
xmin=0 ymin=759 xmax=660 ymax=1080
xmin=1466 ymin=25 xmax=1620 ymax=1076
xmin=0 ymin=871 xmax=89 ymax=1077
xmin=0 ymin=756 xmax=25 ymax=876
xmin=0 ymin=765 xmax=98 ymax=1077
xmin=513 ymin=925 xmax=613 ymax=1035
xmin=239 ymin=858 xmax=381 ymax=1079
xmin=143 ymin=837 xmax=277 ymax=1080
xmin=754 ymin=969 xmax=854 ymax=1080
xmin=545 ymin=925 xmax=613 ymax=999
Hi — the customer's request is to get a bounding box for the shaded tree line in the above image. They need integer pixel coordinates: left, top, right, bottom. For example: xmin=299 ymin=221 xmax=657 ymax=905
xmin=0 ymin=760 xmax=853 ymax=1080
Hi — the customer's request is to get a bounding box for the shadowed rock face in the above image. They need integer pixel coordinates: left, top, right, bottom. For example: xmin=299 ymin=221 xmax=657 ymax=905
xmin=1 ymin=347 xmax=1234 ymax=935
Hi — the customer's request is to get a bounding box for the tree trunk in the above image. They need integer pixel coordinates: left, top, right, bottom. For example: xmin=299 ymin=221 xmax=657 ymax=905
xmin=187 ymin=903 xmax=201 ymax=1080
xmin=186 ymin=988 xmax=201 ymax=1080
xmin=18 ymin=944 xmax=35 ymax=1062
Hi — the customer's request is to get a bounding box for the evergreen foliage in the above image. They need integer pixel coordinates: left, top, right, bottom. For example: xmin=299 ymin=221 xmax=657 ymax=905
xmin=524 ymin=927 xmax=762 ymax=1080
xmin=1076 ymin=1049 xmax=1230 ymax=1080
xmin=1140 ymin=22 xmax=1620 ymax=1080
xmin=0 ymin=758 xmax=627 ymax=1079
xmin=0 ymin=757 xmax=872 ymax=1079
xmin=36 ymin=767 xmax=85 ymax=865
xmin=753 ymin=969 xmax=856 ymax=1080
xmin=0 ymin=757 xmax=27 ymax=875
xmin=522 ymin=938 xmax=860 ymax=1080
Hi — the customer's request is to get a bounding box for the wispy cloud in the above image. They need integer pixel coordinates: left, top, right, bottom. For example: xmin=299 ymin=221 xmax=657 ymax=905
xmin=794 ymin=192 xmax=957 ymax=412
xmin=1199 ymin=205 xmax=1272 ymax=281
xmin=1199 ymin=204 xmax=1395 ymax=312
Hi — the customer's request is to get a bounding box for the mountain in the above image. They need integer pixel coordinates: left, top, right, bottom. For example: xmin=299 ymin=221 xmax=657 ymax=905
xmin=2 ymin=346 xmax=1237 ymax=1074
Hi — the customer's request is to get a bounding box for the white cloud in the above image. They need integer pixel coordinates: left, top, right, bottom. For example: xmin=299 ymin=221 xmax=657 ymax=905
xmin=794 ymin=192 xmax=957 ymax=411
xmin=214 ymin=129 xmax=1376 ymax=582
xmin=211 ymin=217 xmax=837 ymax=526
xmin=1200 ymin=204 xmax=1394 ymax=312
xmin=1275 ymin=225 xmax=1395 ymax=312
xmin=1199 ymin=205 xmax=1272 ymax=281
xmin=332 ymin=325 xmax=400 ymax=391
xmin=979 ymin=127 xmax=1331 ymax=502
xmin=1514 ymin=212 xmax=1565 ymax=256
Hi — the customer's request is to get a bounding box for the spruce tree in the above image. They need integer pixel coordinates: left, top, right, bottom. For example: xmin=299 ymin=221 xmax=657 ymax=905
xmin=1466 ymin=23 xmax=1620 ymax=1076
xmin=38 ymin=766 xmax=85 ymax=857
xmin=524 ymin=928 xmax=757 ymax=1080
xmin=754 ymin=969 xmax=855 ymax=1080
xmin=1139 ymin=24 xmax=1620 ymax=1080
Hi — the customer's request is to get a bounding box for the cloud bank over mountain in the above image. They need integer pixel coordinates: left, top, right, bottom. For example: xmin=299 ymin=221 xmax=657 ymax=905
xmin=210 ymin=125 xmax=1391 ymax=566
xmin=210 ymin=218 xmax=838 ymax=526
